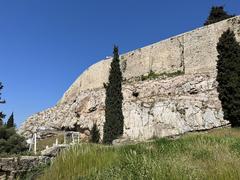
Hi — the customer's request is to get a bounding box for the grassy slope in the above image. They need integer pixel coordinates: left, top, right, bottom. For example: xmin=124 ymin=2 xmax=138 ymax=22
xmin=37 ymin=133 xmax=64 ymax=152
xmin=39 ymin=128 xmax=240 ymax=180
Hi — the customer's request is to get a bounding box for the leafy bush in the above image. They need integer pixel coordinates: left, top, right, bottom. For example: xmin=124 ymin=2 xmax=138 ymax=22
xmin=0 ymin=126 xmax=28 ymax=155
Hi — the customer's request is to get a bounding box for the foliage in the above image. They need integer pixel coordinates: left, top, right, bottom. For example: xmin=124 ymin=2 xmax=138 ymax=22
xmin=40 ymin=144 xmax=118 ymax=180
xmin=141 ymin=70 xmax=184 ymax=81
xmin=0 ymin=82 xmax=27 ymax=155
xmin=39 ymin=128 xmax=240 ymax=180
xmin=90 ymin=123 xmax=100 ymax=143
xmin=204 ymin=6 xmax=234 ymax=26
xmin=0 ymin=126 xmax=28 ymax=154
xmin=0 ymin=82 xmax=6 ymax=127
xmin=18 ymin=164 xmax=50 ymax=180
xmin=141 ymin=70 xmax=159 ymax=80
xmin=103 ymin=46 xmax=124 ymax=144
xmin=37 ymin=133 xmax=64 ymax=152
xmin=0 ymin=113 xmax=4 ymax=127
xmin=7 ymin=112 xmax=15 ymax=128
xmin=216 ymin=29 xmax=240 ymax=127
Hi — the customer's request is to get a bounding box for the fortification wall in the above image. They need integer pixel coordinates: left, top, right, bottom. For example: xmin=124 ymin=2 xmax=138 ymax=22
xmin=19 ymin=16 xmax=240 ymax=141
xmin=60 ymin=16 xmax=240 ymax=103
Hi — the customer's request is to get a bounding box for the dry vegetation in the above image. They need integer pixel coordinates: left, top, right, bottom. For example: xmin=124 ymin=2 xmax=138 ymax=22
xmin=37 ymin=133 xmax=64 ymax=152
xmin=39 ymin=128 xmax=240 ymax=180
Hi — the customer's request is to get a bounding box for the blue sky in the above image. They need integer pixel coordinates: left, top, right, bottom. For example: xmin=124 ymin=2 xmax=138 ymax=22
xmin=0 ymin=0 xmax=239 ymax=126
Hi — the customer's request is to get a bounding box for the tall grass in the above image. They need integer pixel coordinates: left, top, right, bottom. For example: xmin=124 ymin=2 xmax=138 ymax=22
xmin=39 ymin=128 xmax=240 ymax=180
xmin=37 ymin=134 xmax=64 ymax=152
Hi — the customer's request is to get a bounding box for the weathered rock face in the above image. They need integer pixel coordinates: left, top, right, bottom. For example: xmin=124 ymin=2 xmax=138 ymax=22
xmin=19 ymin=73 xmax=229 ymax=140
xmin=19 ymin=16 xmax=240 ymax=141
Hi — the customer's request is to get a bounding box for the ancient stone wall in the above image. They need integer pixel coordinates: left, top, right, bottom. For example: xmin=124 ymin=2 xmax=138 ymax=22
xmin=60 ymin=16 xmax=240 ymax=103
xmin=19 ymin=16 xmax=240 ymax=142
xmin=0 ymin=156 xmax=49 ymax=179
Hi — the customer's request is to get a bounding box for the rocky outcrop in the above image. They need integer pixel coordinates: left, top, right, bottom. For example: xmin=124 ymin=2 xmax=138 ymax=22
xmin=19 ymin=16 xmax=240 ymax=141
xmin=19 ymin=73 xmax=229 ymax=141
xmin=0 ymin=156 xmax=50 ymax=180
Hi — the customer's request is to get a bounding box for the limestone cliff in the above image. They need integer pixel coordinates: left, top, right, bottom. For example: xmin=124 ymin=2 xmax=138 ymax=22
xmin=19 ymin=16 xmax=240 ymax=141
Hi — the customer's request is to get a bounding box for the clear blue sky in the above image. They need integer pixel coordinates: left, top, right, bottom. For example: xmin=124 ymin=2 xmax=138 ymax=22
xmin=0 ymin=0 xmax=239 ymax=127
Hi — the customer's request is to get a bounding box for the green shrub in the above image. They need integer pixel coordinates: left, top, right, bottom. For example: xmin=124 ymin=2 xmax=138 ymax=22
xmin=141 ymin=70 xmax=184 ymax=81
xmin=0 ymin=82 xmax=27 ymax=155
xmin=0 ymin=126 xmax=28 ymax=155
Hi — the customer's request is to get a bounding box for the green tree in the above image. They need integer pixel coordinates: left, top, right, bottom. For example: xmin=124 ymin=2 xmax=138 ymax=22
xmin=103 ymin=46 xmax=124 ymax=144
xmin=90 ymin=123 xmax=100 ymax=143
xmin=204 ymin=6 xmax=234 ymax=26
xmin=0 ymin=126 xmax=28 ymax=154
xmin=216 ymin=29 xmax=240 ymax=127
xmin=0 ymin=113 xmax=5 ymax=127
xmin=0 ymin=83 xmax=5 ymax=127
xmin=7 ymin=112 xmax=14 ymax=128
xmin=0 ymin=83 xmax=27 ymax=154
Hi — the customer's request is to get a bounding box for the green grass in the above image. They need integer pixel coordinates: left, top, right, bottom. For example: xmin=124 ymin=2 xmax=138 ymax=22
xmin=39 ymin=128 xmax=240 ymax=180
xmin=37 ymin=133 xmax=64 ymax=152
